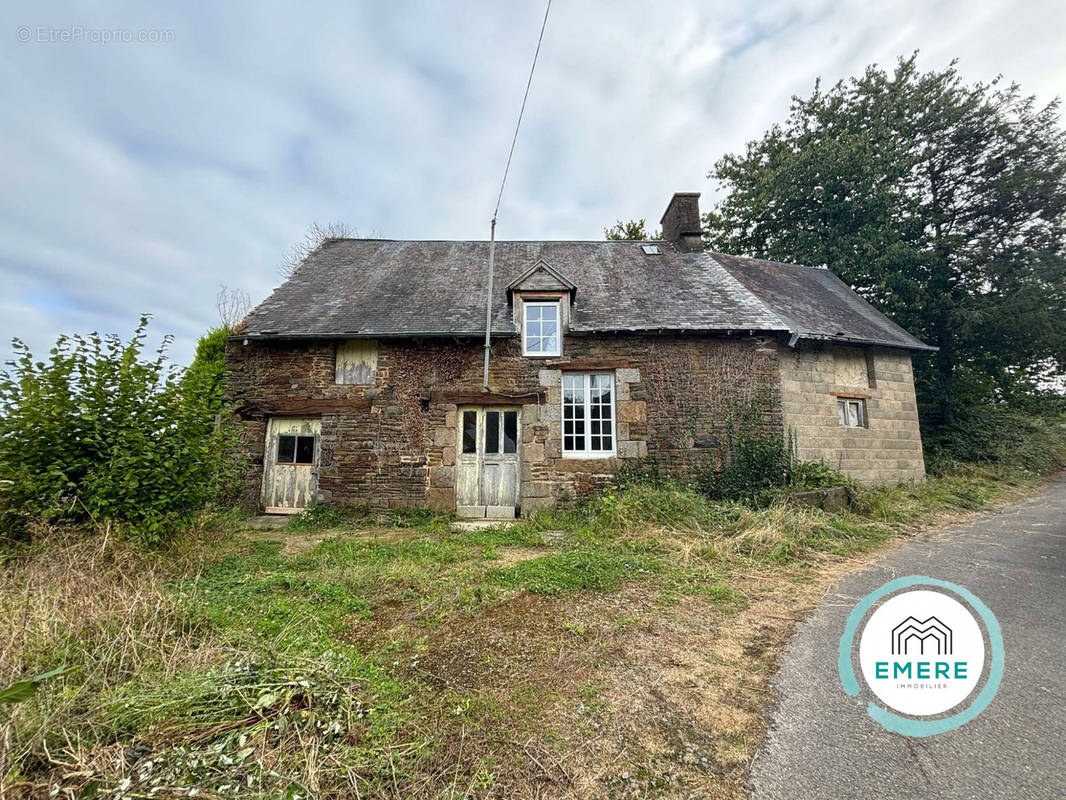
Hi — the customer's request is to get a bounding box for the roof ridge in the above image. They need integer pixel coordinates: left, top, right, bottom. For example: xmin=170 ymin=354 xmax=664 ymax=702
xmin=326 ymin=238 xmax=675 ymax=245
xmin=707 ymin=250 xmax=828 ymax=271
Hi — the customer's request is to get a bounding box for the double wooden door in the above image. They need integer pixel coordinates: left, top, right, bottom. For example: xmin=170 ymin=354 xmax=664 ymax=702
xmin=455 ymin=406 xmax=520 ymax=518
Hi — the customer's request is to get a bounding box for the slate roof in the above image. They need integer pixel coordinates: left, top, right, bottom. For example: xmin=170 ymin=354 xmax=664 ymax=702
xmin=240 ymin=239 xmax=933 ymax=352
xmin=709 ymin=252 xmax=934 ymax=352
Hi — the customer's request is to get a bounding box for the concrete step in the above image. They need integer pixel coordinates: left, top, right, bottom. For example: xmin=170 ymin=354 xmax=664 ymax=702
xmin=243 ymin=515 xmax=291 ymax=531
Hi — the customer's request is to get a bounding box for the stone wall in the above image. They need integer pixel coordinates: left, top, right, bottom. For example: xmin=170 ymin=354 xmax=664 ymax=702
xmin=778 ymin=342 xmax=926 ymax=484
xmin=225 ymin=333 xmax=782 ymax=512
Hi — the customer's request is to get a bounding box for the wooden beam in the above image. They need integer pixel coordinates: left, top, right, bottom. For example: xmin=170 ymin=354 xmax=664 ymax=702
xmin=545 ymin=357 xmax=630 ymax=370
xmin=435 ymin=390 xmax=546 ymax=405
xmin=235 ymin=398 xmax=372 ymax=419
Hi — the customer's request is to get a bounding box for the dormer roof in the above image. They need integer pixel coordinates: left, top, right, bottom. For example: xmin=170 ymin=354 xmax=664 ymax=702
xmin=505 ymin=259 xmax=577 ymax=300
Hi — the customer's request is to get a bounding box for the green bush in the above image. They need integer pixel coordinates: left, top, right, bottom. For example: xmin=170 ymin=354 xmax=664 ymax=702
xmin=788 ymin=459 xmax=852 ymax=490
xmin=924 ymin=405 xmax=1066 ymax=475
xmin=0 ymin=318 xmax=240 ymax=543
xmin=285 ymin=503 xmax=358 ymax=532
xmin=695 ymin=413 xmax=793 ymax=501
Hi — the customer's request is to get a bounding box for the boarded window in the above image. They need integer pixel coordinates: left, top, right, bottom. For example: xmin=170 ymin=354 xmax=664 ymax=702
xmin=278 ymin=434 xmax=316 ymax=464
xmin=834 ymin=346 xmax=870 ymax=388
xmin=335 ymin=340 xmax=378 ymax=385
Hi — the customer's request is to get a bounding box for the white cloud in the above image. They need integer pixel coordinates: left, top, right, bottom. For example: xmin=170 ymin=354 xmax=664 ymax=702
xmin=0 ymin=0 xmax=1062 ymax=365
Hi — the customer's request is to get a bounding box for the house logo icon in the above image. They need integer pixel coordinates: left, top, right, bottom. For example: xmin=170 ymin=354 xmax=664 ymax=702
xmin=839 ymin=578 xmax=1005 ymax=736
xmin=891 ymin=616 xmax=952 ymax=656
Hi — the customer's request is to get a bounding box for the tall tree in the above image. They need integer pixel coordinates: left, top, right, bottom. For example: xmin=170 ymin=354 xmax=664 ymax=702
xmin=604 ymin=219 xmax=660 ymax=240
xmin=704 ymin=55 xmax=1066 ymax=426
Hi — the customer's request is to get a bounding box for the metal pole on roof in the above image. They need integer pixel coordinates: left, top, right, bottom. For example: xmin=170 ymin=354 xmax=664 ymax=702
xmin=483 ymin=216 xmax=496 ymax=390
xmin=482 ymin=0 xmax=552 ymax=391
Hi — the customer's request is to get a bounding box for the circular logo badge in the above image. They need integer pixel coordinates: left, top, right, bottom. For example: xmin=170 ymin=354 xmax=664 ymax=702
xmin=838 ymin=576 xmax=1003 ymax=737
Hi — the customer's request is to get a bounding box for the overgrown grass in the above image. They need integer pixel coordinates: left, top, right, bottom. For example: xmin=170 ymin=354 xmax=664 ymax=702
xmin=0 ymin=461 xmax=1057 ymax=798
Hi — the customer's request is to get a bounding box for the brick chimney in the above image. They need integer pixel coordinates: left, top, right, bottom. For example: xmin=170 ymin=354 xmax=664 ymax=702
xmin=660 ymin=192 xmax=703 ymax=252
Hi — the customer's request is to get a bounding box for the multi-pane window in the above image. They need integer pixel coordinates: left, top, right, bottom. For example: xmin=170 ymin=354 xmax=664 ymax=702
xmin=837 ymin=398 xmax=867 ymax=428
xmin=522 ymin=301 xmax=561 ymax=356
xmin=562 ymin=373 xmax=615 ymax=456
xmin=277 ymin=434 xmax=316 ymax=464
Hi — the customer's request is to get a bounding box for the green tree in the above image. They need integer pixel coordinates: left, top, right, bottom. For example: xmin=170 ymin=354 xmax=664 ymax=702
xmin=182 ymin=326 xmax=229 ymax=415
xmin=605 ymin=219 xmax=660 ymax=240
xmin=0 ymin=318 xmax=238 ymax=543
xmin=704 ymin=55 xmax=1066 ymax=426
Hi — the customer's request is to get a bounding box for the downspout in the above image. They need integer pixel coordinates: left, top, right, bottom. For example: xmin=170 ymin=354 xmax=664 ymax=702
xmin=482 ymin=216 xmax=497 ymax=390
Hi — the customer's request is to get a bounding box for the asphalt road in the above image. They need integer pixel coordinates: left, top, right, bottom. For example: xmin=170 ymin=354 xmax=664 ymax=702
xmin=751 ymin=474 xmax=1066 ymax=800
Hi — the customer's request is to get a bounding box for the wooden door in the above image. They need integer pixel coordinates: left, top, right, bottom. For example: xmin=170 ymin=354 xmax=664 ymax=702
xmin=262 ymin=417 xmax=321 ymax=513
xmin=455 ymin=407 xmax=520 ymax=518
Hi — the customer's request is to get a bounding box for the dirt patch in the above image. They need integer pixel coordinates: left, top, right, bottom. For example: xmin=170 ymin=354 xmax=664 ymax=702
xmin=397 ymin=550 xmax=889 ymax=799
xmin=557 ymin=551 xmax=892 ymax=799
xmin=492 ymin=546 xmax=548 ymax=567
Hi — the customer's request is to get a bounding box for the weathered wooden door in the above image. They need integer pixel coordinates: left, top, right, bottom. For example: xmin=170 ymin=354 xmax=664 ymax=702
xmin=455 ymin=406 xmax=520 ymax=518
xmin=261 ymin=417 xmax=321 ymax=513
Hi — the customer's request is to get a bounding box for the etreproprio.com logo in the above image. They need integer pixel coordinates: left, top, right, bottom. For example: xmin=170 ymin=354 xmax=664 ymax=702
xmin=838 ymin=576 xmax=1004 ymax=737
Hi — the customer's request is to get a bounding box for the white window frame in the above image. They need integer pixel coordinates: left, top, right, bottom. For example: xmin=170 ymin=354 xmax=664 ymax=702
xmin=837 ymin=397 xmax=867 ymax=428
xmin=561 ymin=372 xmax=616 ymax=458
xmin=521 ymin=300 xmax=562 ymax=357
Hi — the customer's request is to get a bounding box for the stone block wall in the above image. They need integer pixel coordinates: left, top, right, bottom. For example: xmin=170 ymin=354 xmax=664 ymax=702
xmin=225 ymin=333 xmax=782 ymax=512
xmin=778 ymin=342 xmax=926 ymax=484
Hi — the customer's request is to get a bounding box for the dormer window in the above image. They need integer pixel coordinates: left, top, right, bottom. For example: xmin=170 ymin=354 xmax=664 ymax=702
xmin=523 ymin=301 xmax=561 ymax=356
xmin=506 ymin=260 xmax=576 ymax=359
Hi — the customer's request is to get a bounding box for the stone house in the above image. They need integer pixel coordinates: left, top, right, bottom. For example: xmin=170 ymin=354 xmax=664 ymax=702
xmin=226 ymin=193 xmax=934 ymax=517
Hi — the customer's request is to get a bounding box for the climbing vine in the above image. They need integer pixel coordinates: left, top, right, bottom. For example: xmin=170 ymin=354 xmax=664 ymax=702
xmin=385 ymin=342 xmax=473 ymax=451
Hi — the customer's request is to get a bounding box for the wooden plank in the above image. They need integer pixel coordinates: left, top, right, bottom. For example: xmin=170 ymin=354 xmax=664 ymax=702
xmin=335 ymin=340 xmax=378 ymax=385
xmin=237 ymin=398 xmax=371 ymax=419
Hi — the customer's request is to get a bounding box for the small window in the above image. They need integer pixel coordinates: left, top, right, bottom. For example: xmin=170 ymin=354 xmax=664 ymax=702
xmin=461 ymin=411 xmax=477 ymax=454
xmin=837 ymin=398 xmax=867 ymax=428
xmin=503 ymin=411 xmax=518 ymax=454
xmin=523 ymin=301 xmax=561 ymax=357
xmin=641 ymin=244 xmax=660 ymax=255
xmin=562 ymin=373 xmax=615 ymax=456
xmin=485 ymin=411 xmax=500 ymax=453
xmin=277 ymin=434 xmax=316 ymax=464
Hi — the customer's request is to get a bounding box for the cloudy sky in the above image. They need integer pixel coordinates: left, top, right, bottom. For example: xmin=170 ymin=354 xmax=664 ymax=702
xmin=3 ymin=0 xmax=1064 ymax=366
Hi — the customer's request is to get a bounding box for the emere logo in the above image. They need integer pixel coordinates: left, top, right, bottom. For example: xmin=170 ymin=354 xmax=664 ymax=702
xmin=838 ymin=576 xmax=1004 ymax=737
xmin=892 ymin=615 xmax=951 ymax=656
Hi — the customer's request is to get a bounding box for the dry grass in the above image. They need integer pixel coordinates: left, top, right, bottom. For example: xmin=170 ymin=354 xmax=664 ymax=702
xmin=0 ymin=529 xmax=233 ymax=798
xmin=0 ymin=467 xmax=1053 ymax=799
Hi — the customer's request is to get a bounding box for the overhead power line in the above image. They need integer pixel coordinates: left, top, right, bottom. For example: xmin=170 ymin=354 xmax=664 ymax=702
xmin=492 ymin=0 xmax=553 ymax=222
xmin=483 ymin=0 xmax=553 ymax=390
